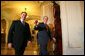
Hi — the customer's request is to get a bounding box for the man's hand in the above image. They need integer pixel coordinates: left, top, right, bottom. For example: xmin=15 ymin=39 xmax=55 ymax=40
xmin=28 ymin=41 xmax=31 ymax=46
xmin=34 ymin=20 xmax=39 ymax=26
xmin=8 ymin=43 xmax=12 ymax=49
xmin=53 ymin=37 xmax=56 ymax=43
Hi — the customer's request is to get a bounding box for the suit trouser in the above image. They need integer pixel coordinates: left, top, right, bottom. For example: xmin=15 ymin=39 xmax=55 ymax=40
xmin=15 ymin=47 xmax=25 ymax=55
xmin=40 ymin=44 xmax=48 ymax=55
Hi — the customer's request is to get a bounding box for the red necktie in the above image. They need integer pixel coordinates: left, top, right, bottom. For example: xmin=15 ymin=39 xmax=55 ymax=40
xmin=45 ymin=24 xmax=47 ymax=31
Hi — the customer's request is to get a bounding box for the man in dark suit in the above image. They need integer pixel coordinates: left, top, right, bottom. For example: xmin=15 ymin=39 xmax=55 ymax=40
xmin=34 ymin=16 xmax=56 ymax=55
xmin=8 ymin=12 xmax=32 ymax=55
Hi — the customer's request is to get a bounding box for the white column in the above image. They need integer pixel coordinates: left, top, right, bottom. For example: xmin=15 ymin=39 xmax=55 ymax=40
xmin=60 ymin=1 xmax=84 ymax=55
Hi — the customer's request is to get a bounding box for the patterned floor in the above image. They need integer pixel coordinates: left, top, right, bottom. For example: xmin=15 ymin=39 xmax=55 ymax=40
xmin=1 ymin=40 xmax=55 ymax=55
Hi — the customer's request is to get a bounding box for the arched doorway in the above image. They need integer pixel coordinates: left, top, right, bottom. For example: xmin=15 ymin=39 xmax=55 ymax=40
xmin=1 ymin=19 xmax=6 ymax=45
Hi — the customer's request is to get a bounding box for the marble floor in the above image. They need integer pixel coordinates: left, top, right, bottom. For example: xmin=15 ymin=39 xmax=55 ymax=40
xmin=1 ymin=40 xmax=54 ymax=55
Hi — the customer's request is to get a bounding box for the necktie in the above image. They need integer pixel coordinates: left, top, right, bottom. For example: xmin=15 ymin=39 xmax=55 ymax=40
xmin=45 ymin=24 xmax=48 ymax=31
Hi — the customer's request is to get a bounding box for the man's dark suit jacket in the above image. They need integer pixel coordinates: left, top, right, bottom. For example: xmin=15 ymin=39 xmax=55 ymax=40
xmin=34 ymin=22 xmax=53 ymax=45
xmin=8 ymin=20 xmax=31 ymax=49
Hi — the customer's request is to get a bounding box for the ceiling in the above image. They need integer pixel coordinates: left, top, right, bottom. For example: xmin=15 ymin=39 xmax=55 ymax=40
xmin=1 ymin=1 xmax=46 ymax=20
xmin=1 ymin=1 xmax=57 ymax=21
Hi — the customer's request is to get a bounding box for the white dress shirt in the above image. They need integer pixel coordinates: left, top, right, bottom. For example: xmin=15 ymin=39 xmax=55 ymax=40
xmin=20 ymin=19 xmax=24 ymax=25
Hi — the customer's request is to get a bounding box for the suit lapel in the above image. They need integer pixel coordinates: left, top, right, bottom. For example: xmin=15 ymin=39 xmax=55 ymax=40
xmin=43 ymin=22 xmax=49 ymax=31
xmin=19 ymin=20 xmax=26 ymax=26
xmin=24 ymin=22 xmax=27 ymax=27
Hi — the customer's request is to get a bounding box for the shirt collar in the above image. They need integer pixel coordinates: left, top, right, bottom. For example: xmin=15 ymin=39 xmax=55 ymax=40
xmin=44 ymin=22 xmax=47 ymax=24
xmin=20 ymin=19 xmax=24 ymax=22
